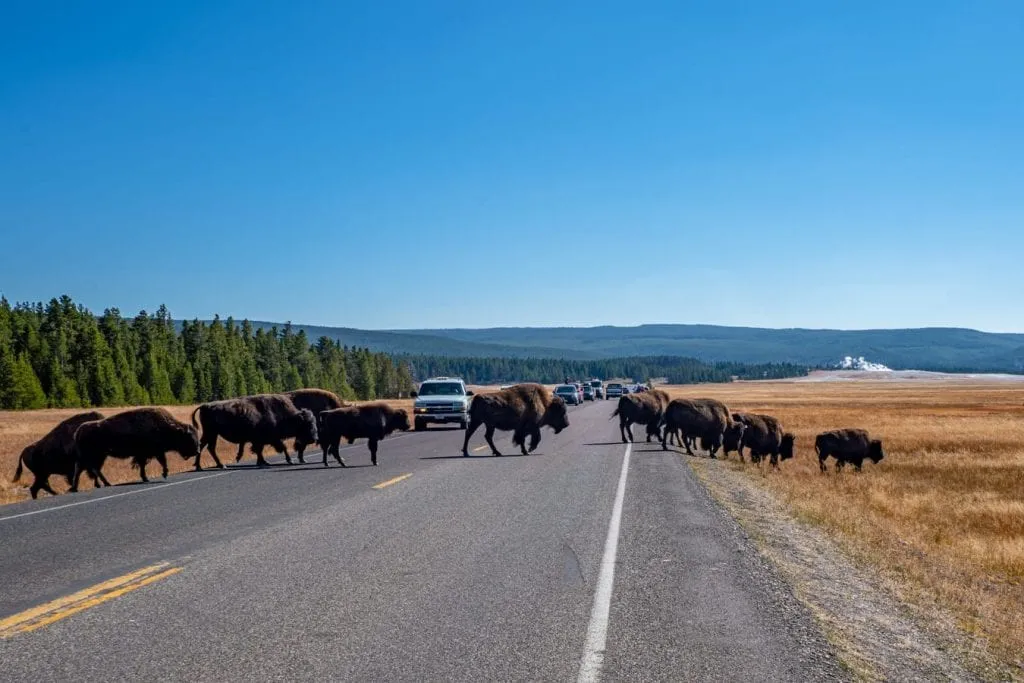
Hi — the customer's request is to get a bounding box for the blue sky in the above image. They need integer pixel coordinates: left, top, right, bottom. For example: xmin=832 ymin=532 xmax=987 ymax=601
xmin=2 ymin=1 xmax=1022 ymax=331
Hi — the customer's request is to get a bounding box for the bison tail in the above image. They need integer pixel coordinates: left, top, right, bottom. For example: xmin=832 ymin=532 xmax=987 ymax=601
xmin=190 ymin=405 xmax=201 ymax=429
xmin=610 ymin=407 xmax=620 ymax=419
xmin=12 ymin=456 xmax=24 ymax=484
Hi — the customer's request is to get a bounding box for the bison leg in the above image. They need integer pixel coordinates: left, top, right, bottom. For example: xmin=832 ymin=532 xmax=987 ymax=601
xmin=368 ymin=438 xmax=379 ymax=466
xmin=462 ymin=417 xmax=482 ymax=456
xmin=295 ymin=439 xmax=307 ymax=465
xmin=512 ymin=426 xmax=528 ymax=455
xmin=235 ymin=442 xmax=247 ymax=463
xmin=619 ymin=417 xmax=630 ymax=444
xmin=155 ymin=452 xmax=169 ymax=479
xmin=818 ymin=454 xmax=828 ymax=473
xmin=203 ymin=438 xmax=223 ymax=469
xmin=135 ymin=456 xmax=151 ymax=483
xmin=271 ymin=439 xmax=292 ymax=465
xmin=251 ymin=444 xmax=270 ymax=468
xmin=527 ymin=425 xmax=541 ymax=453
xmin=31 ymin=476 xmax=57 ymax=498
xmin=329 ymin=439 xmax=346 ymax=468
xmin=484 ymin=425 xmax=502 ymax=457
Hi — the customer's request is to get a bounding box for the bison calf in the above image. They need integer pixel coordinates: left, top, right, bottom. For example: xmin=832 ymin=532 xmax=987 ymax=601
xmin=12 ymin=411 xmax=105 ymax=498
xmin=318 ymin=403 xmax=410 ymax=466
xmin=285 ymin=388 xmax=347 ymax=463
xmin=462 ymin=383 xmax=569 ymax=457
xmin=71 ymin=408 xmax=200 ymax=490
xmin=815 ymin=429 xmax=885 ymax=473
xmin=192 ymin=394 xmax=318 ymax=468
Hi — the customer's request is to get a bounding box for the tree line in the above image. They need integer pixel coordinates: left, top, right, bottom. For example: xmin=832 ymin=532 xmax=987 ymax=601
xmin=0 ymin=295 xmax=810 ymax=411
xmin=0 ymin=296 xmax=415 ymax=410
xmin=400 ymin=354 xmax=809 ymax=385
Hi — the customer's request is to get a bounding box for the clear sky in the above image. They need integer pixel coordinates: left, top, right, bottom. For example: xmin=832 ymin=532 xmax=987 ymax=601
xmin=2 ymin=1 xmax=1022 ymax=331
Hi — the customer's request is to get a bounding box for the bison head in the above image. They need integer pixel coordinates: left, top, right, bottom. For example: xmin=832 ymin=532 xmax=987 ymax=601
xmin=296 ymin=408 xmax=319 ymax=445
xmin=388 ymin=409 xmax=411 ymax=433
xmin=780 ymin=433 xmax=796 ymax=461
xmin=868 ymin=439 xmax=885 ymax=463
xmin=723 ymin=422 xmax=745 ymax=452
xmin=645 ymin=420 xmax=662 ymax=440
xmin=177 ymin=425 xmax=202 ymax=462
xmin=543 ymin=397 xmax=570 ymax=433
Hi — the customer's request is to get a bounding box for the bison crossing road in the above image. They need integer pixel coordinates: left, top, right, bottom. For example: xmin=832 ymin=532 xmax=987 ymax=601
xmin=1 ymin=395 xmax=854 ymax=681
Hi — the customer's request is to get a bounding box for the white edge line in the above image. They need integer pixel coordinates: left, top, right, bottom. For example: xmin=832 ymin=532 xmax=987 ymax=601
xmin=577 ymin=442 xmax=631 ymax=683
xmin=0 ymin=471 xmax=234 ymax=523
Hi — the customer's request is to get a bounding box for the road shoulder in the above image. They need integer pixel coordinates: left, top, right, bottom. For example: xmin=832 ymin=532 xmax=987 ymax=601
xmin=688 ymin=456 xmax=1000 ymax=682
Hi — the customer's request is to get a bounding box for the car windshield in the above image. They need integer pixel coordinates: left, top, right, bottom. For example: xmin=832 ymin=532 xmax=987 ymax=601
xmin=608 ymin=383 xmax=622 ymax=389
xmin=590 ymin=381 xmax=601 ymax=387
xmin=555 ymin=386 xmax=575 ymax=394
xmin=418 ymin=382 xmax=465 ymax=396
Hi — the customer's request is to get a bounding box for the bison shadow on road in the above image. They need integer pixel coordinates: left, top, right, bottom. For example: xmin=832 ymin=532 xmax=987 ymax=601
xmin=583 ymin=441 xmax=630 ymax=447
xmin=420 ymin=453 xmax=545 ymax=460
xmin=264 ymin=463 xmax=378 ymax=473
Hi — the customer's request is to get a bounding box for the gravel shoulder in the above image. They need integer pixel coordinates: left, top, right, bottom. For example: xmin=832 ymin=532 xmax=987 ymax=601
xmin=687 ymin=457 xmax=1013 ymax=682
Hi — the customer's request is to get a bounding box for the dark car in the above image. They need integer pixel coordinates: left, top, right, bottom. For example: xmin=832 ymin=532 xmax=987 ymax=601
xmin=554 ymin=384 xmax=581 ymax=405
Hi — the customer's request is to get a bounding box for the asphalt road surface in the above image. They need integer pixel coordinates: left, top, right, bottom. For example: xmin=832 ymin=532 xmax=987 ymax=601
xmin=0 ymin=400 xmax=844 ymax=681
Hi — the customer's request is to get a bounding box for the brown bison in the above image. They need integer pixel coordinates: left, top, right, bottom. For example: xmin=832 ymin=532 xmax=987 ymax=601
xmin=732 ymin=412 xmax=796 ymax=467
xmin=462 ymin=383 xmax=569 ymax=456
xmin=191 ymin=394 xmax=318 ymax=468
xmin=703 ymin=421 xmax=747 ymax=459
xmin=612 ymin=390 xmax=670 ymax=443
xmin=815 ymin=429 xmax=885 ymax=472
xmin=11 ymin=411 xmax=106 ymax=498
xmin=71 ymin=408 xmax=201 ymax=490
xmin=661 ymin=398 xmax=732 ymax=457
xmin=318 ymin=403 xmax=411 ymax=466
xmin=285 ymin=388 xmax=347 ymax=463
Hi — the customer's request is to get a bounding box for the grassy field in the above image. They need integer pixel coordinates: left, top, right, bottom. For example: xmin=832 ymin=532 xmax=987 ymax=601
xmin=660 ymin=380 xmax=1024 ymax=667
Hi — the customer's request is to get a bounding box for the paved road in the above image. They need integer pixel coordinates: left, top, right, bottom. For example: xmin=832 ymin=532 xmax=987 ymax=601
xmin=0 ymin=400 xmax=843 ymax=681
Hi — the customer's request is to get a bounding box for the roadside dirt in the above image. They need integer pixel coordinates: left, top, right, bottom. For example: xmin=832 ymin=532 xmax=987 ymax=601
xmin=688 ymin=456 xmax=1017 ymax=682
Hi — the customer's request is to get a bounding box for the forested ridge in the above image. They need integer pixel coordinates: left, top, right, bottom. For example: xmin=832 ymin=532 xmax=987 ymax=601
xmin=0 ymin=296 xmax=809 ymax=410
xmin=400 ymin=355 xmax=808 ymax=385
xmin=0 ymin=296 xmax=414 ymax=409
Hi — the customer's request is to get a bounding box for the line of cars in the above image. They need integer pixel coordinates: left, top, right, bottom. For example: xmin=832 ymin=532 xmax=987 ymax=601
xmin=411 ymin=376 xmax=640 ymax=426
xmin=554 ymin=379 xmax=606 ymax=406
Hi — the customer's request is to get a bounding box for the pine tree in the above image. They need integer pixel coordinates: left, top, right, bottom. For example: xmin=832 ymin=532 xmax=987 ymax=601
xmin=11 ymin=354 xmax=47 ymax=409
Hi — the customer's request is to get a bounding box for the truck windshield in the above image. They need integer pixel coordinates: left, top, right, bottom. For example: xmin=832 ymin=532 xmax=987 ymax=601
xmin=418 ymin=383 xmax=464 ymax=396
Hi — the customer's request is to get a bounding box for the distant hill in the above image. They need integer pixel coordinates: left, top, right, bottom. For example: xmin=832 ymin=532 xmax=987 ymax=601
xmin=218 ymin=322 xmax=1024 ymax=373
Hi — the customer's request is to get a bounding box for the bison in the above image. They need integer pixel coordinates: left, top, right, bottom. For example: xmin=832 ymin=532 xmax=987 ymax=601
xmin=661 ymin=398 xmax=732 ymax=457
xmin=318 ymin=403 xmax=411 ymax=466
xmin=71 ymin=408 xmax=200 ymax=490
xmin=815 ymin=429 xmax=885 ymax=472
xmin=612 ymin=390 xmax=670 ymax=443
xmin=702 ymin=420 xmax=747 ymax=459
xmin=462 ymin=383 xmax=569 ymax=457
xmin=732 ymin=412 xmax=796 ymax=467
xmin=191 ymin=394 xmax=318 ymax=468
xmin=11 ymin=411 xmax=105 ymax=498
xmin=285 ymin=388 xmax=347 ymax=463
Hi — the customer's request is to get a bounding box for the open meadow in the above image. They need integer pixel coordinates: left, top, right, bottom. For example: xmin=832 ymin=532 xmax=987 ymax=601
xmin=661 ymin=379 xmax=1024 ymax=668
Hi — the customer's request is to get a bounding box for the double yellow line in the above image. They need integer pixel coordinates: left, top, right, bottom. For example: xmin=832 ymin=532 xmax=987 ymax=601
xmin=0 ymin=562 xmax=181 ymax=638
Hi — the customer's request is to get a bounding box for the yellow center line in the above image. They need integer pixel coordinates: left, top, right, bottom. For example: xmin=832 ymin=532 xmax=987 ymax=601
xmin=0 ymin=563 xmax=181 ymax=638
xmin=372 ymin=473 xmax=412 ymax=490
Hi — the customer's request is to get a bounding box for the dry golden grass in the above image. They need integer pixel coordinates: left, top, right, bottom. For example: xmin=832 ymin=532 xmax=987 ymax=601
xmin=0 ymin=399 xmax=413 ymax=506
xmin=661 ymin=380 xmax=1024 ymax=665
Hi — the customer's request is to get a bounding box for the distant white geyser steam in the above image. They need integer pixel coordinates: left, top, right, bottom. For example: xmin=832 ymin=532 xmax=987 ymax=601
xmin=838 ymin=356 xmax=892 ymax=372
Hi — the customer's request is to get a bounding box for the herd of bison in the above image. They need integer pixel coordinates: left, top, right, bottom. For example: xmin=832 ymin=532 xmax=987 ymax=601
xmin=10 ymin=383 xmax=885 ymax=500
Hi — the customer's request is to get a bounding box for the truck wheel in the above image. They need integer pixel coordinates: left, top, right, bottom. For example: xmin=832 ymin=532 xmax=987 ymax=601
xmin=415 ymin=419 xmax=426 ymax=431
